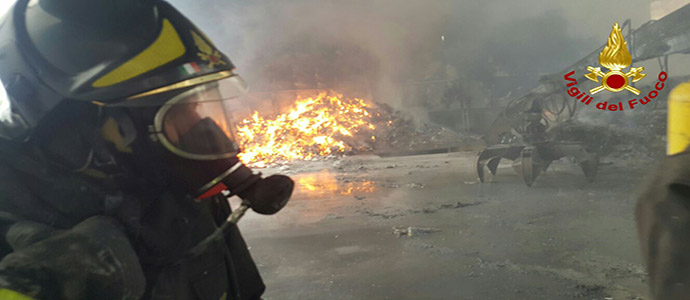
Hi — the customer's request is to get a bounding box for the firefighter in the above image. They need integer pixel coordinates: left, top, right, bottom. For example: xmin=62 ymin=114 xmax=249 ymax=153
xmin=0 ymin=0 xmax=293 ymax=299
xmin=636 ymin=82 xmax=690 ymax=300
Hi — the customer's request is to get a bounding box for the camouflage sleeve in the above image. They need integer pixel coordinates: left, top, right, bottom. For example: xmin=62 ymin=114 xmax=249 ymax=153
xmin=636 ymin=154 xmax=690 ymax=300
xmin=0 ymin=216 xmax=145 ymax=300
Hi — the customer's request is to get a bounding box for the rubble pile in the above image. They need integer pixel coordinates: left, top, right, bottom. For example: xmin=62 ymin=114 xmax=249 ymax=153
xmin=372 ymin=109 xmax=474 ymax=154
xmin=551 ymin=109 xmax=667 ymax=160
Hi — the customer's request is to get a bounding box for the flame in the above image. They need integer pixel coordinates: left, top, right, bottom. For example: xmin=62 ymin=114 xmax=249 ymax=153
xmin=599 ymin=22 xmax=632 ymax=71
xmin=235 ymin=91 xmax=376 ymax=166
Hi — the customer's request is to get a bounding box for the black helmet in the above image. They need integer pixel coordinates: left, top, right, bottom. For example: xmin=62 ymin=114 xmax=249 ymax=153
xmin=0 ymin=0 xmax=247 ymax=149
xmin=0 ymin=0 xmax=293 ymax=218
xmin=0 ymin=0 xmax=265 ymax=198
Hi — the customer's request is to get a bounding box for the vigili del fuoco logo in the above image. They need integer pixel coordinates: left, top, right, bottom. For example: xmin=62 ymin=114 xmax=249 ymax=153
xmin=563 ymin=22 xmax=667 ymax=111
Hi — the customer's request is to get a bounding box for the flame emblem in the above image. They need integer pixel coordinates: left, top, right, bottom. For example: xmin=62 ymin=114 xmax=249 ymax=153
xmin=192 ymin=31 xmax=226 ymax=69
xmin=584 ymin=22 xmax=646 ymax=95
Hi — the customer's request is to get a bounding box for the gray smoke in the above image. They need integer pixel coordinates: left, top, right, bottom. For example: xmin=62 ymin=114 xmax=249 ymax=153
xmin=170 ymin=0 xmax=656 ymax=119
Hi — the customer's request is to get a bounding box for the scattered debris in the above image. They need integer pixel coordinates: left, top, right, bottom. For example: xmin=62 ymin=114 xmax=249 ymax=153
xmin=359 ymin=202 xmax=482 ymax=219
xmin=379 ymin=183 xmax=400 ymax=188
xmin=357 ymin=209 xmax=403 ymax=219
xmin=393 ymin=226 xmax=440 ymax=237
xmin=573 ymin=283 xmax=606 ymax=298
xmin=322 ymin=214 xmax=344 ymax=221
xmin=439 ymin=202 xmax=481 ymax=209
xmin=406 ymin=183 xmax=425 ymax=189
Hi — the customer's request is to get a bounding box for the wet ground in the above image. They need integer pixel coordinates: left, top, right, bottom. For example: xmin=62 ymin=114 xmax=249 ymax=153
xmin=238 ymin=152 xmax=654 ymax=300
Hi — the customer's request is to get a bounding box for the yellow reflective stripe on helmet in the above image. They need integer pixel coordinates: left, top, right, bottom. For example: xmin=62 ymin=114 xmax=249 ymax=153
xmin=0 ymin=289 xmax=35 ymax=300
xmin=92 ymin=19 xmax=186 ymax=88
xmin=667 ymin=82 xmax=690 ymax=155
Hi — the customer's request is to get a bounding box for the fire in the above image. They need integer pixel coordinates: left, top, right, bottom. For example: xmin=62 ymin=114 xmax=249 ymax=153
xmin=235 ymin=91 xmax=377 ymax=166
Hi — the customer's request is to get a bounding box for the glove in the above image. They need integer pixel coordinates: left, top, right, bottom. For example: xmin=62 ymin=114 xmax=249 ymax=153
xmin=0 ymin=216 xmax=145 ymax=300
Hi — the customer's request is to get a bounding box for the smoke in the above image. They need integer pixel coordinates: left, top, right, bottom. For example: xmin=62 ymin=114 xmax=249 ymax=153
xmin=170 ymin=0 xmax=655 ymax=122
xmin=172 ymin=0 xmax=486 ymax=114
xmin=0 ymin=0 xmax=15 ymax=16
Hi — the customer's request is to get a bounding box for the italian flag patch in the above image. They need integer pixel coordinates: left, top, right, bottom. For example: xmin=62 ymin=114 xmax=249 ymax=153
xmin=178 ymin=62 xmax=201 ymax=75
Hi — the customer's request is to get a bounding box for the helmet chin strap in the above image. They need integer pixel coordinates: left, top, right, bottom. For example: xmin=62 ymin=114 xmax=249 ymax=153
xmin=99 ymin=109 xmax=137 ymax=155
xmin=76 ymin=108 xmax=138 ymax=176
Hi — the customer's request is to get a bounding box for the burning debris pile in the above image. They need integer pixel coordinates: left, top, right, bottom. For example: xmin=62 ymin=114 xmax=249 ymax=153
xmin=234 ymin=91 xmax=467 ymax=167
xmin=235 ymin=92 xmax=378 ymax=167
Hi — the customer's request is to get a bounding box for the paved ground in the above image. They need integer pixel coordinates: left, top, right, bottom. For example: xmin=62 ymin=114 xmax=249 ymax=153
xmin=238 ymin=152 xmax=654 ymax=300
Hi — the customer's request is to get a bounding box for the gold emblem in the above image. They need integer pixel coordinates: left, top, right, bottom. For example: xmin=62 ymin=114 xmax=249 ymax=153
xmin=192 ymin=31 xmax=226 ymax=69
xmin=584 ymin=22 xmax=646 ymax=95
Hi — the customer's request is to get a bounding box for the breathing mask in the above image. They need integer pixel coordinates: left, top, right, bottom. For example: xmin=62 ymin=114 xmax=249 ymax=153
xmin=105 ymin=74 xmax=292 ymax=211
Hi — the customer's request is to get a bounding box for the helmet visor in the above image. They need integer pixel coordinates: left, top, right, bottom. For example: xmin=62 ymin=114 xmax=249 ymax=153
xmin=153 ymin=76 xmax=247 ymax=160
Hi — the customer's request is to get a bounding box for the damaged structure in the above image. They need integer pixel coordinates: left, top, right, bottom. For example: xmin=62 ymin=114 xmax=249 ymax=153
xmin=478 ymin=5 xmax=690 ymax=186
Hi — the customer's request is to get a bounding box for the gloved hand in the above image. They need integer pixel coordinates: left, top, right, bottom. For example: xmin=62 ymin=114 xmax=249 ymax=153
xmin=0 ymin=216 xmax=145 ymax=300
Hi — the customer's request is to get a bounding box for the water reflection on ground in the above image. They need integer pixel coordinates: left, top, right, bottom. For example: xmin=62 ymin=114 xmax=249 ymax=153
xmin=295 ymin=170 xmax=377 ymax=199
xmin=240 ymin=169 xmax=383 ymax=227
